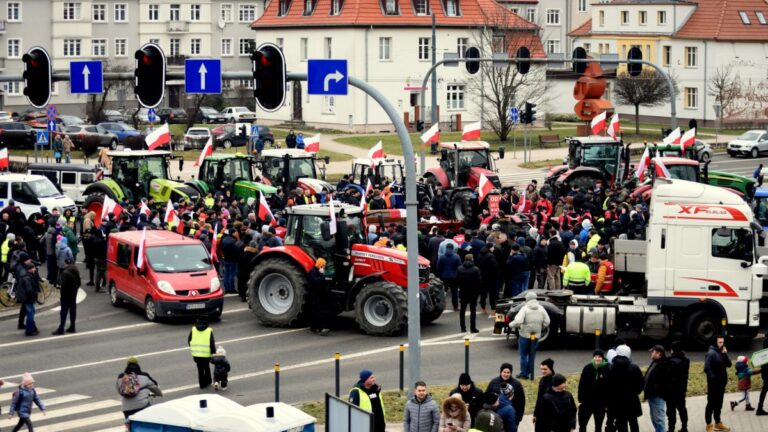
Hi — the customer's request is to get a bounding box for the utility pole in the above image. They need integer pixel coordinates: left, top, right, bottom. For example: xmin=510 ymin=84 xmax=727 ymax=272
xmin=430 ymin=13 xmax=437 ymax=131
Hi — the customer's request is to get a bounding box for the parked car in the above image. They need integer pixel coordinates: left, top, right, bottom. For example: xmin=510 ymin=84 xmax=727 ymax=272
xmin=103 ymin=110 xmax=125 ymax=122
xmin=28 ymin=163 xmax=102 ymax=204
xmin=20 ymin=111 xmax=49 ymax=129
xmin=99 ymin=122 xmax=143 ymax=144
xmin=184 ymin=127 xmax=212 ymax=150
xmin=0 ymin=122 xmax=37 ymax=148
xmin=190 ymin=106 xmax=227 ymax=124
xmin=125 ymin=107 xmax=151 ymax=123
xmin=727 ymin=130 xmax=768 ymax=158
xmin=61 ymin=124 xmax=119 ymax=149
xmin=221 ymin=106 xmax=257 ymax=123
xmin=0 ymin=111 xmax=13 ymax=123
xmin=158 ymin=107 xmax=189 ymax=124
xmin=693 ymin=139 xmax=712 ymax=163
xmin=211 ymin=124 xmax=274 ymax=149
xmin=58 ymin=115 xmax=85 ymax=127
xmin=0 ymin=173 xmax=77 ymax=218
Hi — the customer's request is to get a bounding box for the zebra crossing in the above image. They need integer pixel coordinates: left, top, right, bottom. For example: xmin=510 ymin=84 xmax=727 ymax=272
xmin=0 ymin=381 xmax=125 ymax=432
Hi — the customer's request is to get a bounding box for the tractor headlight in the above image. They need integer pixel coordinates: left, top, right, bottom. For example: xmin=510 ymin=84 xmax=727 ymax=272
xmin=210 ymin=278 xmax=221 ymax=293
xmin=157 ymin=280 xmax=175 ymax=295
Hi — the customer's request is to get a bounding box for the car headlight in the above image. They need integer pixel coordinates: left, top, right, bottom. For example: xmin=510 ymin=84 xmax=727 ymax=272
xmin=210 ymin=278 xmax=221 ymax=293
xmin=157 ymin=280 xmax=175 ymax=295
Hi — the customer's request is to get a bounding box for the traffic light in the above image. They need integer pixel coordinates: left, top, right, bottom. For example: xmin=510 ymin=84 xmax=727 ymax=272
xmin=134 ymin=43 xmax=166 ymax=108
xmin=516 ymin=47 xmax=530 ymax=75
xmin=416 ymin=120 xmax=425 ymax=132
xmin=465 ymin=47 xmax=481 ymax=75
xmin=22 ymin=47 xmax=52 ymax=109
xmin=572 ymin=47 xmax=587 ymax=74
xmin=523 ymin=102 xmax=537 ymax=125
xmin=627 ymin=46 xmax=643 ymax=77
xmin=252 ymin=42 xmax=286 ymax=112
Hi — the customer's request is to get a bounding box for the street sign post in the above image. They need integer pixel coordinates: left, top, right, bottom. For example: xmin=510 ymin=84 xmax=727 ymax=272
xmin=47 ymin=120 xmax=56 ymax=132
xmin=509 ymin=107 xmax=519 ymax=123
xmin=185 ymin=59 xmax=222 ymax=94
xmin=70 ymin=61 xmax=104 ymax=94
xmin=148 ymin=108 xmax=157 ymax=123
xmin=36 ymin=131 xmax=49 ymax=146
xmin=307 ymin=59 xmax=348 ymax=95
xmin=46 ymin=105 xmax=57 ymax=120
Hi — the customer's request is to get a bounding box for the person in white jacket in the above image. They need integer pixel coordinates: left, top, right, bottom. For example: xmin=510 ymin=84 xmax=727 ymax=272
xmin=509 ymin=291 xmax=551 ymax=380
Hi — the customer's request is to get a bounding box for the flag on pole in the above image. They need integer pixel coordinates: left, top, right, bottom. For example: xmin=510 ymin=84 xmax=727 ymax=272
xmin=662 ymin=127 xmax=682 ymax=145
xmin=654 ymin=157 xmax=672 ymax=178
xmin=361 ymin=179 xmax=373 ymax=213
xmin=368 ymin=141 xmax=385 ymax=160
xmin=607 ymin=113 xmax=620 ymax=140
xmin=303 ymin=134 xmax=321 ymax=153
xmin=680 ymin=128 xmax=696 ymax=150
xmin=329 ymin=198 xmax=337 ymax=235
xmin=138 ymin=201 xmax=150 ymax=217
xmin=136 ymin=227 xmax=147 ymax=270
xmin=635 ymin=147 xmax=651 ymax=181
xmin=518 ymin=189 xmax=528 ymax=213
xmin=164 ymin=201 xmax=177 ymax=224
xmin=210 ymin=226 xmax=218 ymax=263
xmin=258 ymin=192 xmax=277 ymax=226
xmin=145 ymin=123 xmax=171 ymax=150
xmin=591 ymin=112 xmax=607 ymax=135
xmin=462 ymin=122 xmax=481 ymax=141
xmin=420 ymin=123 xmax=439 ymax=145
xmin=195 ymin=137 xmax=214 ymax=167
xmin=0 ymin=148 xmax=8 ymax=170
xmin=101 ymin=195 xmax=123 ymax=221
xmin=478 ymin=173 xmax=493 ymax=203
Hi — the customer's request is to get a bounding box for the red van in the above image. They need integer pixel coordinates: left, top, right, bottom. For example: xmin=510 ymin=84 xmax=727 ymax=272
xmin=107 ymin=230 xmax=224 ymax=321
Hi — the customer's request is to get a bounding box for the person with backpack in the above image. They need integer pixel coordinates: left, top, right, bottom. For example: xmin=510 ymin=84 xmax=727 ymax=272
xmin=116 ymin=356 xmax=162 ymax=419
xmin=8 ymin=373 xmax=45 ymax=431
xmin=188 ymin=318 xmax=216 ymax=389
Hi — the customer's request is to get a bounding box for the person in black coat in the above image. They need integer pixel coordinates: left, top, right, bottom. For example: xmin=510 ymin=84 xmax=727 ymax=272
xmin=606 ymin=349 xmax=644 ymax=432
xmin=757 ymin=336 xmax=768 ymax=415
xmin=532 ymin=237 xmax=549 ymax=290
xmin=667 ymin=341 xmax=690 ymax=431
xmin=90 ymin=228 xmax=107 ymax=293
xmin=52 ymin=258 xmax=80 ymax=335
xmin=307 ymin=258 xmax=331 ymax=335
xmin=477 ymin=243 xmax=499 ymax=315
xmin=536 ymin=374 xmax=577 ymax=432
xmin=533 ymin=358 xmax=555 ymax=432
xmin=487 ymin=362 xmax=525 ymax=426
xmin=449 ymin=373 xmax=485 ymax=426
xmin=456 ymin=255 xmax=482 ymax=333
xmin=239 ymin=240 xmax=259 ymax=303
xmin=704 ymin=335 xmax=732 ymax=430
xmin=578 ymin=350 xmax=610 ymax=432
xmin=644 ymin=345 xmax=671 ymax=432
xmin=546 ymin=232 xmax=566 ymax=290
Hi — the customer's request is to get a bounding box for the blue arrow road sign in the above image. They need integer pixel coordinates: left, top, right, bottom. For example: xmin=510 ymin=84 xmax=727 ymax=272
xmin=307 ymin=59 xmax=348 ymax=96
xmin=509 ymin=107 xmax=519 ymax=122
xmin=36 ymin=131 xmax=49 ymax=146
xmin=70 ymin=61 xmax=103 ymax=94
xmin=148 ymin=108 xmax=157 ymax=123
xmin=185 ymin=59 xmax=221 ymax=94
xmin=47 ymin=120 xmax=56 ymax=132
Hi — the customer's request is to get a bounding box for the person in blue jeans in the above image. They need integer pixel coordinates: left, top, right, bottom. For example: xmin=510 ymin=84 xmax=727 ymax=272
xmin=644 ymin=344 xmax=671 ymax=432
xmin=17 ymin=262 xmax=41 ymax=336
xmin=437 ymin=243 xmax=462 ymax=310
xmin=506 ymin=244 xmax=529 ymax=297
xmin=509 ymin=291 xmax=550 ymax=380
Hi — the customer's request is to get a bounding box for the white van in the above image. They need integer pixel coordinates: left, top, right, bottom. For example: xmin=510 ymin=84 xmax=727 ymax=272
xmin=27 ymin=163 xmax=101 ymax=204
xmin=0 ymin=173 xmax=77 ymax=218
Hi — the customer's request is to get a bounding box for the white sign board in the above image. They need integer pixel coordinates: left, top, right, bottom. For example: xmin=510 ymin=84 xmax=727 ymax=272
xmin=752 ymin=348 xmax=768 ymax=367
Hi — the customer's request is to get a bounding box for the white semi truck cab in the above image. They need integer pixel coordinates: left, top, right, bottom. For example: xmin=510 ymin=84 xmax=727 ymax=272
xmin=494 ymin=178 xmax=766 ymax=347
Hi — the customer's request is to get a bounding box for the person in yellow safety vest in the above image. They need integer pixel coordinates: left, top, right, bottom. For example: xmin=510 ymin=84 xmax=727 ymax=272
xmin=563 ymin=255 xmax=591 ymax=294
xmin=204 ymin=193 xmax=215 ymax=208
xmin=586 ymin=229 xmax=601 ymax=254
xmin=1 ymin=233 xmax=15 ymax=281
xmin=349 ymin=369 xmax=386 ymax=432
xmin=595 ymin=253 xmax=615 ymax=294
xmin=188 ymin=318 xmax=216 ymax=389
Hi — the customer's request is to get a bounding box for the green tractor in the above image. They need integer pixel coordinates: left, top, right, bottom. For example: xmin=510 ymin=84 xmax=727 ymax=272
xmin=83 ymin=150 xmax=201 ymax=220
xmin=187 ymin=153 xmax=277 ymax=201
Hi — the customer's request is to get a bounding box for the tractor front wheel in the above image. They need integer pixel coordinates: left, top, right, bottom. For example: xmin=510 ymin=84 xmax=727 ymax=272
xmin=248 ymin=258 xmax=308 ymax=327
xmin=420 ymin=275 xmax=446 ymax=325
xmin=354 ymin=281 xmax=408 ymax=336
xmin=449 ymin=190 xmax=474 ymax=226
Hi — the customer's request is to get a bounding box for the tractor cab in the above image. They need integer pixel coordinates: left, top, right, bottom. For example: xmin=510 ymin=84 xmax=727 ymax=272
xmin=201 ymin=155 xmax=255 ymax=188
xmin=350 ymin=158 xmax=405 ymax=187
xmin=110 ymin=151 xmax=171 ymax=201
xmin=437 ymin=141 xmax=503 ymax=189
xmin=259 ymin=149 xmax=333 ymax=195
xmin=567 ymin=137 xmax=627 ymax=184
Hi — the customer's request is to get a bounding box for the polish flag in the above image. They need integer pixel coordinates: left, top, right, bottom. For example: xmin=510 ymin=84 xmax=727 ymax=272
xmin=101 ymin=195 xmax=123 ymax=221
xmin=360 ymin=179 xmax=373 ymax=213
xmin=462 ymin=122 xmax=481 ymax=141
xmin=258 ymin=192 xmax=277 ymax=226
xmin=145 ymin=123 xmax=171 ymax=151
xmin=138 ymin=201 xmax=150 ymax=217
xmin=680 ymin=128 xmax=696 ymax=150
xmin=136 ymin=227 xmax=147 ymax=270
xmin=591 ymin=112 xmax=607 ymax=135
xmin=368 ymin=141 xmax=385 ymax=160
xmin=654 ymin=157 xmax=672 ymax=178
xmin=195 ymin=137 xmax=213 ymax=167
xmin=607 ymin=114 xmax=620 ymax=140
xmin=164 ymin=201 xmax=177 ymax=225
xmin=478 ymin=173 xmax=494 ymax=203
xmin=635 ymin=147 xmax=651 ymax=181
xmin=329 ymin=198 xmax=337 ymax=235
xmin=210 ymin=226 xmax=218 ymax=263
xmin=420 ymin=123 xmax=439 ymax=145
xmin=303 ymin=134 xmax=321 ymax=153
xmin=663 ymin=127 xmax=682 ymax=145
xmin=0 ymin=148 xmax=8 ymax=170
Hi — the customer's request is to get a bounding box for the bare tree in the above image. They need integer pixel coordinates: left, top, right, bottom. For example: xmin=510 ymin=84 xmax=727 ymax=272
xmin=708 ymin=64 xmax=741 ymax=118
xmin=86 ymin=60 xmax=131 ymax=124
xmin=613 ymin=69 xmax=678 ymax=133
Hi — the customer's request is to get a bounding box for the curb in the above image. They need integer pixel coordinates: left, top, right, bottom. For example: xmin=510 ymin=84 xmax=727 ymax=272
xmin=0 ymin=289 xmax=61 ymax=322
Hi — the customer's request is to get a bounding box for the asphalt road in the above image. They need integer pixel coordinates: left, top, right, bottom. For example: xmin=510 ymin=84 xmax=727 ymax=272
xmin=706 ymin=152 xmax=768 ymax=177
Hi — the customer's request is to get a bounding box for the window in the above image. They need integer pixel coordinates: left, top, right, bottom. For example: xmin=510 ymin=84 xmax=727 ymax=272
xmin=662 ymin=45 xmax=671 ymax=66
xmin=546 ymin=9 xmax=560 ymax=25
xmin=300 ymin=38 xmax=308 ymax=61
xmin=7 ymin=39 xmax=20 ymax=59
xmin=170 ymin=4 xmax=180 ymax=21
xmin=578 ymin=0 xmax=586 ymax=12
xmin=331 ymin=0 xmax=342 ymax=15
xmin=117 ymin=243 xmax=132 ymax=269
xmin=685 ymin=87 xmax=698 ymax=109
xmin=527 ymin=8 xmax=536 ymax=22
xmin=170 ymin=38 xmax=180 ymax=56
xmin=418 ymin=37 xmax=430 ymax=60
xmin=739 ymin=11 xmax=751 ymax=24
xmin=599 ymin=10 xmax=605 ymax=26
xmin=81 ymin=173 xmax=95 ymax=185
xmin=757 ymin=11 xmax=767 ymax=24
xmin=240 ymin=4 xmax=256 ymax=21
xmin=445 ymin=0 xmax=458 ymax=16
xmin=324 ymin=37 xmax=332 ymax=58
xmin=239 ymin=79 xmax=254 ymax=88
xmin=239 ymin=38 xmax=255 ymax=56
xmin=620 ymin=10 xmax=629 ymax=25
xmin=304 ymin=0 xmax=314 ymax=15
xmin=457 ymin=37 xmax=468 ymax=58
xmin=92 ymin=39 xmax=107 ymax=57
xmin=63 ymin=2 xmax=82 ymax=20
xmin=510 ymin=7 xmax=518 ymax=14
xmin=62 ymin=173 xmax=77 ymax=185
xmin=379 ymin=37 xmax=391 ymax=61
xmin=220 ymin=4 xmax=233 ymax=22
xmin=63 ymin=39 xmax=81 ymax=57
xmin=190 ymin=38 xmax=201 ymax=55
xmin=324 ymin=96 xmax=335 ymax=113
xmin=711 ymin=228 xmax=754 ymax=262
xmin=148 ymin=4 xmax=159 ymax=21
xmin=384 ymin=0 xmax=398 ymax=15
xmin=583 ymin=43 xmax=591 ymax=53
xmin=149 ymin=38 xmax=160 ymax=45
xmin=685 ymin=46 xmax=697 ymax=67
xmin=276 ymin=37 xmax=284 ymax=50
xmin=446 ymin=84 xmax=465 ymax=110
xmin=414 ymin=0 xmax=429 ymax=15
xmin=5 ymin=82 xmax=20 ymax=95
xmin=7 ymin=2 xmax=20 ymax=21
xmin=657 ymin=10 xmax=667 ymax=25
xmin=93 ymin=3 xmax=106 ymax=21
xmin=190 ymin=4 xmax=201 ymax=20
xmin=114 ymin=3 xmax=127 ymax=22
xmin=492 ymin=34 xmax=504 ymax=53
xmin=645 ymin=44 xmax=651 ymax=60
xmin=547 ymin=39 xmax=561 ymax=54
xmin=279 ymin=0 xmax=291 ymax=16
xmin=115 ymin=39 xmax=127 ymax=56
xmin=639 ymin=10 xmax=647 ymax=25
xmin=221 ymin=38 xmax=232 ymax=56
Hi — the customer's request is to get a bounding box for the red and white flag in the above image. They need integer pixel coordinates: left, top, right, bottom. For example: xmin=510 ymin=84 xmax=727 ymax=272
xmin=518 ymin=189 xmax=528 ymax=213
xmin=607 ymin=113 xmax=620 ymax=140
xmin=329 ymin=198 xmax=337 ymax=235
xmin=591 ymin=112 xmax=607 ymax=135
xmin=462 ymin=122 xmax=481 ymax=141
xmin=0 ymin=148 xmax=8 ymax=170
xmin=136 ymin=227 xmax=147 ymax=270
xmin=210 ymin=226 xmax=218 ymax=263
xmin=420 ymin=123 xmax=439 ymax=145
xmin=303 ymin=134 xmax=321 ymax=153
xmin=101 ymin=195 xmax=123 ymax=221
xmin=195 ymin=137 xmax=213 ymax=167
xmin=478 ymin=173 xmax=493 ymax=203
xmin=635 ymin=147 xmax=651 ymax=181
xmin=258 ymin=192 xmax=277 ymax=226
xmin=145 ymin=123 xmax=171 ymax=151
xmin=654 ymin=157 xmax=672 ymax=178
xmin=663 ymin=127 xmax=681 ymax=145
xmin=360 ymin=179 xmax=373 ymax=213
xmin=164 ymin=201 xmax=177 ymax=225
xmin=138 ymin=201 xmax=150 ymax=217
xmin=367 ymin=141 xmax=385 ymax=161
xmin=680 ymin=128 xmax=696 ymax=150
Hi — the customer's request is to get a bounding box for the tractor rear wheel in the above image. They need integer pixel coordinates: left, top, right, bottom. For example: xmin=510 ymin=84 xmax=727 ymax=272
xmin=449 ymin=190 xmax=474 ymax=226
xmin=354 ymin=281 xmax=408 ymax=336
xmin=420 ymin=275 xmax=446 ymax=325
xmin=248 ymin=257 xmax=308 ymax=327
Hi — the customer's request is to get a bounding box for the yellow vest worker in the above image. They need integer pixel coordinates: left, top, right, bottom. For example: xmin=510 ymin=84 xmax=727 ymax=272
xmin=563 ymin=261 xmax=591 ymax=292
xmin=1 ymin=237 xmax=12 ymax=264
xmin=188 ymin=319 xmax=215 ymax=389
xmin=349 ymin=369 xmax=386 ymax=432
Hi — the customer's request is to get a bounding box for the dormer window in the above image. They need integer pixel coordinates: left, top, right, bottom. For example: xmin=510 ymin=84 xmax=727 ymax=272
xmin=414 ymin=0 xmax=429 ymax=15
xmin=303 ymin=0 xmax=315 ymax=15
xmin=382 ymin=0 xmax=399 ymax=15
xmin=330 ymin=0 xmax=343 ymax=15
xmin=278 ymin=0 xmax=291 ymax=16
xmin=739 ymin=11 xmax=751 ymax=24
xmin=444 ymin=0 xmax=460 ymax=16
xmin=757 ymin=11 xmax=767 ymax=24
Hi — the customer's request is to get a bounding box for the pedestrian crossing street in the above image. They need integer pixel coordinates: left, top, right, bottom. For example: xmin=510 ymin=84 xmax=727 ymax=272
xmin=0 ymin=381 xmax=125 ymax=432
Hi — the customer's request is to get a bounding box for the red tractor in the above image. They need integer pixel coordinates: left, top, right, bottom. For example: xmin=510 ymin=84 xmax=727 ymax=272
xmin=247 ymin=203 xmax=446 ymax=336
xmin=422 ymin=141 xmax=505 ymax=225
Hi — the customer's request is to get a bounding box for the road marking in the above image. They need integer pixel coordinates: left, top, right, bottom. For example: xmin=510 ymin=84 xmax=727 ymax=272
xmin=41 ymin=393 xmax=92 ymax=407
xmin=0 ymin=385 xmax=54 ymax=403
xmin=35 ymin=411 xmax=126 ymax=432
xmin=0 ymin=306 xmax=250 ymax=349
xmin=0 ymin=399 xmax=120 ymax=428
